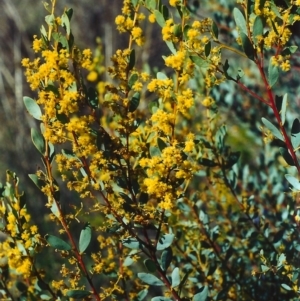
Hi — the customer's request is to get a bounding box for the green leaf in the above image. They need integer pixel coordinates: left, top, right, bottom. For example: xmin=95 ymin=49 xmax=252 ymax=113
xmin=122 ymin=237 xmax=140 ymax=249
xmin=193 ymin=286 xmax=208 ymax=301
xmin=45 ymin=14 xmax=55 ymax=26
xmin=253 ymin=16 xmax=264 ymax=44
xmin=291 ymin=118 xmax=300 ymax=149
xmin=165 ymin=40 xmax=177 ymax=54
xmin=268 ymin=58 xmax=279 ymax=87
xmin=157 ymin=138 xmax=168 ymax=152
xmin=131 ymin=0 xmax=138 ymax=7
xmin=261 ymin=117 xmax=283 ymax=140
xmin=171 ymin=267 xmax=180 ymax=288
xmin=280 ymin=147 xmax=295 ymax=166
xmin=128 ymin=73 xmax=139 ymax=89
xmin=198 ymin=158 xmax=218 ymax=167
xmin=157 ymin=72 xmax=168 ymax=80
xmin=240 ymin=32 xmax=255 ymax=60
xmin=129 ymin=92 xmax=140 ymax=112
xmin=46 ymin=235 xmax=71 ymax=251
xmin=204 ymin=41 xmax=211 ymax=57
xmin=128 ymin=49 xmax=135 ymax=71
xmin=281 ymin=283 xmax=292 ymax=291
xmin=28 ymin=174 xmax=46 ymax=190
xmin=23 ymin=97 xmax=42 ymax=120
xmin=65 ymin=290 xmax=92 ymax=298
xmin=144 ymin=259 xmax=157 ymax=272
xmin=137 ymin=273 xmax=164 ymax=286
xmin=146 ymin=0 xmax=156 ymax=10
xmin=211 ymin=21 xmax=218 ymax=39
xmin=282 ymin=45 xmax=298 ymax=56
xmin=31 ymin=128 xmax=45 ymax=155
xmin=154 ymin=10 xmax=165 ymax=27
xmin=233 ymin=8 xmax=247 ymax=34
xmin=285 ymin=174 xmax=300 ymax=190
xmin=190 ymin=56 xmax=210 ymax=68
xmin=261 ymin=264 xmax=269 ymax=272
xmin=281 ymin=93 xmax=288 ymax=125
xmin=161 ymin=247 xmax=173 ymax=271
xmin=79 ymin=223 xmax=92 ymax=253
xmin=135 ymin=289 xmax=148 ymax=301
xmin=161 ymin=5 xmax=169 ymax=20
xmin=151 ymin=298 xmax=172 ymax=301
xmin=61 ymin=12 xmax=71 ymax=35
xmin=156 ymin=234 xmax=174 ymax=250
xmin=87 ymin=87 xmax=99 ymax=109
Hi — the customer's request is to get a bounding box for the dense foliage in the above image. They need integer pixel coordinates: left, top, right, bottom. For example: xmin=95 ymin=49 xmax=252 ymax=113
xmin=0 ymin=0 xmax=300 ymax=300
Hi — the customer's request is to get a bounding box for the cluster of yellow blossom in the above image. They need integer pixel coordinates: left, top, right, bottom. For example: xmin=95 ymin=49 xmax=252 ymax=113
xmin=270 ymin=54 xmax=291 ymax=71
xmin=115 ymin=0 xmax=145 ymax=46
xmin=162 ymin=19 xmax=180 ymax=42
xmin=0 ymin=179 xmax=40 ymax=282
xmin=139 ymin=143 xmax=198 ymax=210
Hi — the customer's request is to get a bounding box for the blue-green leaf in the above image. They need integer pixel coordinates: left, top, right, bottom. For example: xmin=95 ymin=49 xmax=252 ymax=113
xmin=79 ymin=223 xmax=92 ymax=253
xmin=261 ymin=117 xmax=283 ymax=140
xmin=233 ymin=8 xmax=247 ymax=34
xmin=122 ymin=237 xmax=140 ymax=249
xmin=65 ymin=290 xmax=91 ymax=298
xmin=280 ymin=147 xmax=295 ymax=166
xmin=211 ymin=21 xmax=218 ymax=39
xmin=151 ymin=298 xmax=172 ymax=301
xmin=31 ymin=128 xmax=45 ymax=155
xmin=240 ymin=32 xmax=255 ymax=61
xmin=46 ymin=235 xmax=71 ymax=251
xmin=161 ymin=247 xmax=173 ymax=271
xmin=281 ymin=93 xmax=288 ymax=125
xmin=137 ymin=273 xmax=164 ymax=286
xmin=23 ymin=97 xmax=42 ymax=120
xmin=268 ymin=58 xmax=279 ymax=87
xmin=28 ymin=174 xmax=46 ymax=190
xmin=285 ymin=174 xmax=300 ymax=190
xmin=153 ymin=10 xmax=165 ymax=27
xmin=253 ymin=16 xmax=264 ymax=44
xmin=156 ymin=234 xmax=174 ymax=250
xmin=146 ymin=0 xmax=156 ymax=10
xmin=144 ymin=259 xmax=157 ymax=273
xmin=193 ymin=286 xmax=208 ymax=301
xmin=135 ymin=289 xmax=148 ymax=301
xmin=190 ymin=56 xmax=210 ymax=68
xmin=281 ymin=283 xmax=292 ymax=291
xmin=129 ymin=92 xmax=140 ymax=112
xmin=171 ymin=267 xmax=180 ymax=288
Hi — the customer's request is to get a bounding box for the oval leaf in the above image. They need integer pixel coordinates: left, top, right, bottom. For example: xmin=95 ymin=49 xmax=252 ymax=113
xmin=31 ymin=128 xmax=45 ymax=155
xmin=161 ymin=247 xmax=173 ymax=271
xmin=46 ymin=235 xmax=71 ymax=251
xmin=23 ymin=96 xmax=42 ymax=120
xmin=122 ymin=237 xmax=140 ymax=249
xmin=261 ymin=117 xmax=283 ymax=140
xmin=234 ymin=8 xmax=247 ymax=34
xmin=66 ymin=290 xmax=91 ymax=298
xmin=285 ymin=174 xmax=300 ymax=190
xmin=194 ymin=286 xmax=208 ymax=301
xmin=171 ymin=267 xmax=180 ymax=288
xmin=144 ymin=259 xmax=157 ymax=273
xmin=156 ymin=234 xmax=174 ymax=250
xmin=79 ymin=223 xmax=92 ymax=253
xmin=138 ymin=273 xmax=164 ymax=286
xmin=268 ymin=58 xmax=279 ymax=87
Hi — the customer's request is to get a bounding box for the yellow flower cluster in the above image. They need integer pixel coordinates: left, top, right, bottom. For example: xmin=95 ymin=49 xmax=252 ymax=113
xmin=139 ymin=143 xmax=198 ymax=210
xmin=270 ymin=55 xmax=291 ymax=71
xmin=165 ymin=50 xmax=186 ymax=71
xmin=115 ymin=0 xmax=145 ymax=46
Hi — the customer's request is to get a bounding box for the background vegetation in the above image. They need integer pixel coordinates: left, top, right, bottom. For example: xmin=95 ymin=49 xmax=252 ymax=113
xmin=0 ymin=0 xmax=300 ymax=300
